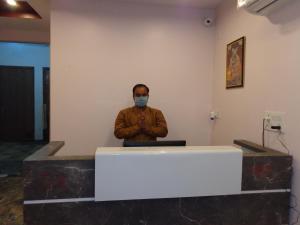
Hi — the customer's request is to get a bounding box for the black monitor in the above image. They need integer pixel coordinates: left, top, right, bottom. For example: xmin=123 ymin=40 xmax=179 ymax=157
xmin=123 ymin=140 xmax=186 ymax=147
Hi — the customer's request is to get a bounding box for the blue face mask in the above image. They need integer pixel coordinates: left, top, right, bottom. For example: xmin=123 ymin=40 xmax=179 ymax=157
xmin=134 ymin=96 xmax=148 ymax=107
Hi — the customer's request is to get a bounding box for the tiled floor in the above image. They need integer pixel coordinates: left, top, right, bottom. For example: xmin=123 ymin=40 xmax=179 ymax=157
xmin=0 ymin=142 xmax=44 ymax=161
xmin=0 ymin=142 xmax=45 ymax=175
xmin=0 ymin=176 xmax=23 ymax=225
xmin=0 ymin=142 xmax=45 ymax=225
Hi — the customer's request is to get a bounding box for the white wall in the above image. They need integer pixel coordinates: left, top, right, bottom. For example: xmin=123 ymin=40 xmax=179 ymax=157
xmin=51 ymin=0 xmax=215 ymax=155
xmin=212 ymin=0 xmax=300 ymax=223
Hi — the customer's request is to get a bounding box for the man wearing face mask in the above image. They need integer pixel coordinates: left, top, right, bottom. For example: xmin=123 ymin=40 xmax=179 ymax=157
xmin=114 ymin=84 xmax=168 ymax=141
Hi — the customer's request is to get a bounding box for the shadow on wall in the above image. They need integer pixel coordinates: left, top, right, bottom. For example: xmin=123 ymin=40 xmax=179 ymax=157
xmin=267 ymin=0 xmax=300 ymax=33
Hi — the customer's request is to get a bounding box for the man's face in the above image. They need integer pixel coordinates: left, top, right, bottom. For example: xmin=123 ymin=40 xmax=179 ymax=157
xmin=133 ymin=87 xmax=149 ymax=98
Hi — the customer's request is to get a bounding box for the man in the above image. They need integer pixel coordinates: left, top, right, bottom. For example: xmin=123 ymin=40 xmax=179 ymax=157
xmin=114 ymin=84 xmax=168 ymax=141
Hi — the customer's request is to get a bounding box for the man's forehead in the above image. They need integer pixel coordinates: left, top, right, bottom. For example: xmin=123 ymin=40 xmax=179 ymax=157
xmin=135 ymin=87 xmax=147 ymax=92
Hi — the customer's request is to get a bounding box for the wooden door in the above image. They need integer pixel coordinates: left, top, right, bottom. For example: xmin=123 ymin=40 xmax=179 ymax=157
xmin=0 ymin=66 xmax=35 ymax=141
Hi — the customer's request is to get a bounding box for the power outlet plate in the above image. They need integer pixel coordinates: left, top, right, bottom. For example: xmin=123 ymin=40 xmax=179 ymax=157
xmin=264 ymin=111 xmax=285 ymax=131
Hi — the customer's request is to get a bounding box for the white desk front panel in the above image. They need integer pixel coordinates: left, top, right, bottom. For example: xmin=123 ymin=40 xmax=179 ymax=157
xmin=95 ymin=146 xmax=242 ymax=201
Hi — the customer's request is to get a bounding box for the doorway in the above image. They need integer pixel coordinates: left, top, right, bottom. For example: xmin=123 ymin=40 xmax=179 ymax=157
xmin=0 ymin=66 xmax=35 ymax=141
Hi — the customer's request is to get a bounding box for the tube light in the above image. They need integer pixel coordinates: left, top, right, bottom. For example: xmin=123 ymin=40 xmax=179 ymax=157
xmin=237 ymin=0 xmax=248 ymax=8
xmin=6 ymin=0 xmax=18 ymax=7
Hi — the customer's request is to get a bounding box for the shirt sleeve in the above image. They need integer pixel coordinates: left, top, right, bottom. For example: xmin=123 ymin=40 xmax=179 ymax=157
xmin=114 ymin=111 xmax=140 ymax=139
xmin=147 ymin=110 xmax=168 ymax=138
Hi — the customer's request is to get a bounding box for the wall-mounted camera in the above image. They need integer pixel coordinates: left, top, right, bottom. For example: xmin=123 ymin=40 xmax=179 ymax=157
xmin=203 ymin=17 xmax=214 ymax=27
xmin=210 ymin=111 xmax=218 ymax=120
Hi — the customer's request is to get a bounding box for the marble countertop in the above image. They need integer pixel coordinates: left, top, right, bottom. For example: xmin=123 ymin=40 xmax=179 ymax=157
xmin=234 ymin=139 xmax=290 ymax=157
xmin=24 ymin=139 xmax=290 ymax=162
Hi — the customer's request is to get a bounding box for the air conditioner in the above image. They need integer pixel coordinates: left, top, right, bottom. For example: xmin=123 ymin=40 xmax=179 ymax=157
xmin=237 ymin=0 xmax=292 ymax=16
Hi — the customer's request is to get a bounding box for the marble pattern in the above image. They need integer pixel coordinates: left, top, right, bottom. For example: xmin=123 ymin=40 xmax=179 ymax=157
xmin=242 ymin=156 xmax=292 ymax=190
xmin=23 ymin=159 xmax=95 ymax=200
xmin=234 ymin=140 xmax=293 ymax=190
xmin=24 ymin=193 xmax=290 ymax=225
xmin=23 ymin=155 xmax=292 ymax=201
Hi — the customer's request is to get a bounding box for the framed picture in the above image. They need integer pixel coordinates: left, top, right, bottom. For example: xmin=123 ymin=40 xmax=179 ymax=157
xmin=226 ymin=36 xmax=245 ymax=89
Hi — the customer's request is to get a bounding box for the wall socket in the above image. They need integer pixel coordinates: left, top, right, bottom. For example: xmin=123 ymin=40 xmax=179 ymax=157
xmin=264 ymin=111 xmax=285 ymax=131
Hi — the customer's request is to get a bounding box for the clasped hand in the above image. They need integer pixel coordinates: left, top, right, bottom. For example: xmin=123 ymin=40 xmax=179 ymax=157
xmin=137 ymin=119 xmax=151 ymax=134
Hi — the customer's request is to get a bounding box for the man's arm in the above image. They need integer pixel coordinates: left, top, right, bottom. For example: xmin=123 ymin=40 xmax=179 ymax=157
xmin=114 ymin=111 xmax=140 ymax=139
xmin=144 ymin=110 xmax=168 ymax=138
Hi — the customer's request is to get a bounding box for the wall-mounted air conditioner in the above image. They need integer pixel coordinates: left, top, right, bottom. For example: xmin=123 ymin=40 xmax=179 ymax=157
xmin=237 ymin=0 xmax=292 ymax=16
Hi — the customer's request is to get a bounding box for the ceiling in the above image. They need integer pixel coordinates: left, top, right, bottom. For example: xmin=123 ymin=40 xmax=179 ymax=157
xmin=0 ymin=0 xmax=49 ymax=32
xmin=0 ymin=0 xmax=223 ymax=33
xmin=116 ymin=0 xmax=223 ymax=8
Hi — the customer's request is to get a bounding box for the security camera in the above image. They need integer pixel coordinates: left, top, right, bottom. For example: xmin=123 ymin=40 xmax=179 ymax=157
xmin=203 ymin=17 xmax=214 ymax=27
xmin=210 ymin=111 xmax=218 ymax=120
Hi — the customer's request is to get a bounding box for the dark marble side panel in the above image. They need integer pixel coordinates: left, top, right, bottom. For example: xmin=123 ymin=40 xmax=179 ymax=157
xmin=24 ymin=192 xmax=290 ymax=225
xmin=242 ymin=156 xmax=292 ymax=190
xmin=23 ymin=155 xmax=292 ymax=201
xmin=23 ymin=159 xmax=95 ymax=200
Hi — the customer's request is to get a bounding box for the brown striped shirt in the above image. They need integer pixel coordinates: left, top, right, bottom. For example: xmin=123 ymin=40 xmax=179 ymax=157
xmin=114 ymin=106 xmax=168 ymax=141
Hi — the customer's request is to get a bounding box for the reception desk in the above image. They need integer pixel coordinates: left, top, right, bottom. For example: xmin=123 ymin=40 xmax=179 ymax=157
xmin=23 ymin=140 xmax=292 ymax=225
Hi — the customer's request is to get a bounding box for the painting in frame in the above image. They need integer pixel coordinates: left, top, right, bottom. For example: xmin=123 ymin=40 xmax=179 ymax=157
xmin=226 ymin=36 xmax=245 ymax=89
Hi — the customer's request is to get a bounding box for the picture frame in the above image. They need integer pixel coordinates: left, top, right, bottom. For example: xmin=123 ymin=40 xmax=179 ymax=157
xmin=226 ymin=36 xmax=245 ymax=89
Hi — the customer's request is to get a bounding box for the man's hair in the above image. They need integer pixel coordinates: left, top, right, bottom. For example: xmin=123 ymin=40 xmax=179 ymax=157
xmin=132 ymin=84 xmax=149 ymax=94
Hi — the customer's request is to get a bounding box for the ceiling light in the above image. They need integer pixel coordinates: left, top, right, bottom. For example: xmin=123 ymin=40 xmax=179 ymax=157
xmin=237 ymin=0 xmax=248 ymax=8
xmin=6 ymin=0 xmax=17 ymax=7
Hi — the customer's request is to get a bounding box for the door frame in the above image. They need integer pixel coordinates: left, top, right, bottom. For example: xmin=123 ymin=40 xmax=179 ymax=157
xmin=43 ymin=67 xmax=50 ymax=142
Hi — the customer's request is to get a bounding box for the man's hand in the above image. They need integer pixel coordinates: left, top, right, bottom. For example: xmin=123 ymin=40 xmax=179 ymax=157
xmin=137 ymin=117 xmax=151 ymax=134
xmin=138 ymin=119 xmax=145 ymax=129
xmin=142 ymin=125 xmax=153 ymax=136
